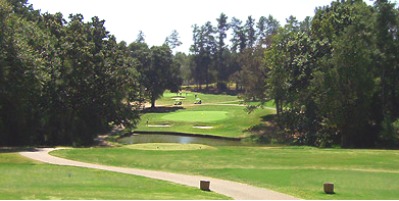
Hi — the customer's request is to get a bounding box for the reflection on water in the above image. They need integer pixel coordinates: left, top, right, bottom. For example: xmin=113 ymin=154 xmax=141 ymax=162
xmin=118 ymin=133 xmax=244 ymax=146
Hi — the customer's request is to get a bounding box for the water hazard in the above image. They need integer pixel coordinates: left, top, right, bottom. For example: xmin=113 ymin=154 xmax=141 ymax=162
xmin=118 ymin=133 xmax=244 ymax=146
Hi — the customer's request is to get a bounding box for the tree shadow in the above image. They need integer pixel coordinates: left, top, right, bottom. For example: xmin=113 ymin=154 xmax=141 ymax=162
xmin=142 ymin=106 xmax=185 ymax=113
xmin=261 ymin=114 xmax=277 ymax=122
xmin=0 ymin=147 xmax=39 ymax=153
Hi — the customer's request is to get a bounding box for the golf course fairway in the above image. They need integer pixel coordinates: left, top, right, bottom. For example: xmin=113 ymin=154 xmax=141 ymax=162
xmin=161 ymin=111 xmax=228 ymax=123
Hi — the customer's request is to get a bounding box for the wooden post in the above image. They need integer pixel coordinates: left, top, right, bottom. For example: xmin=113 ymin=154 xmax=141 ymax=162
xmin=324 ymin=182 xmax=334 ymax=194
xmin=200 ymin=180 xmax=210 ymax=191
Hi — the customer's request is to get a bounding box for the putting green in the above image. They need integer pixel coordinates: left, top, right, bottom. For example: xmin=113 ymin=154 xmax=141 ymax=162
xmin=161 ymin=111 xmax=228 ymax=123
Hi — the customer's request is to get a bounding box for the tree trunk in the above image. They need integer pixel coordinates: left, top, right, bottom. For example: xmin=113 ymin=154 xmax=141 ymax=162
xmin=275 ymin=99 xmax=284 ymax=129
xmin=205 ymin=64 xmax=209 ymax=90
xmin=151 ymin=97 xmax=156 ymax=108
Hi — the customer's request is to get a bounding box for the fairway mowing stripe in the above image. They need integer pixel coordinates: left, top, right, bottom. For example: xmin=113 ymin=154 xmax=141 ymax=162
xmin=218 ymin=165 xmax=399 ymax=174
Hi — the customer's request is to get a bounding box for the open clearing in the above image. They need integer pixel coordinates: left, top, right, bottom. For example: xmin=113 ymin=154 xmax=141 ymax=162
xmin=20 ymin=148 xmax=298 ymax=200
xmin=161 ymin=111 xmax=228 ymax=123
xmin=0 ymin=150 xmax=228 ymax=200
xmin=51 ymin=146 xmax=399 ymax=200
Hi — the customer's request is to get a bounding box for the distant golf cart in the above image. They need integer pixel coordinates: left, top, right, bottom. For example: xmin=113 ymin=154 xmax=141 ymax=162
xmin=194 ymin=98 xmax=202 ymax=104
xmin=174 ymin=100 xmax=182 ymax=105
xmin=172 ymin=97 xmax=185 ymax=105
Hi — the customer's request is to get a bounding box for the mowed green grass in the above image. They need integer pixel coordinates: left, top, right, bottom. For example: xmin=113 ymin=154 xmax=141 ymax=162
xmin=139 ymin=105 xmax=273 ymax=138
xmin=161 ymin=111 xmax=228 ymax=123
xmin=52 ymin=146 xmax=399 ymax=200
xmin=155 ymin=91 xmax=240 ymax=106
xmin=0 ymin=152 xmax=229 ymax=200
xmin=137 ymin=91 xmax=275 ymax=138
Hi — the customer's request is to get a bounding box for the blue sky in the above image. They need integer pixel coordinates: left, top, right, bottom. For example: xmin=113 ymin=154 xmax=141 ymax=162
xmin=28 ymin=0 xmax=392 ymax=53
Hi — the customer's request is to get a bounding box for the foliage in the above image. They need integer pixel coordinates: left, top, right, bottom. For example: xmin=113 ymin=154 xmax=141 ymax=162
xmin=130 ymin=41 xmax=182 ymax=108
xmin=241 ymin=0 xmax=399 ymax=148
xmin=0 ymin=1 xmax=142 ymax=146
xmin=164 ymin=29 xmax=182 ymax=49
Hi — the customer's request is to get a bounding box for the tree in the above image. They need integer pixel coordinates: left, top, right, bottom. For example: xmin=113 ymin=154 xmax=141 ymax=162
xmin=245 ymin=16 xmax=256 ymax=48
xmin=164 ymin=29 xmax=182 ymax=49
xmin=215 ymin=13 xmax=230 ymax=89
xmin=230 ymin=17 xmax=247 ymax=53
xmin=135 ymin=30 xmax=145 ymax=43
xmin=0 ymin=0 xmax=44 ymax=145
xmin=240 ymin=47 xmax=268 ymax=103
xmin=190 ymin=24 xmax=204 ymax=89
xmin=190 ymin=21 xmax=216 ymax=90
xmin=374 ymin=0 xmax=399 ymax=147
xmin=148 ymin=45 xmax=181 ymax=108
xmin=256 ymin=15 xmax=280 ymax=47
xmin=300 ymin=16 xmax=312 ymax=34
xmin=131 ymin=42 xmax=181 ymax=108
xmin=174 ymin=52 xmax=191 ymax=85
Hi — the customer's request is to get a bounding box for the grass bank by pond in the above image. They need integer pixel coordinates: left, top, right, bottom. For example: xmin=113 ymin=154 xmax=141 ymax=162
xmin=52 ymin=145 xmax=399 ymax=200
xmin=138 ymin=105 xmax=274 ymax=138
xmin=0 ymin=151 xmax=229 ymax=200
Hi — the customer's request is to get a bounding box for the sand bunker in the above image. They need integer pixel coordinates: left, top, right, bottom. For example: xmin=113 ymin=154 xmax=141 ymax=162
xmin=125 ymin=143 xmax=216 ymax=151
xmin=193 ymin=126 xmax=214 ymax=129
xmin=147 ymin=124 xmax=171 ymax=128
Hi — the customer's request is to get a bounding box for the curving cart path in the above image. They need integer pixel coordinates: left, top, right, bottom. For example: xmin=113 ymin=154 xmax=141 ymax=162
xmin=20 ymin=148 xmax=298 ymax=200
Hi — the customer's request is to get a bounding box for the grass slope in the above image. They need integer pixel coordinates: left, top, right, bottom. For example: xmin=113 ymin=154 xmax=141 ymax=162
xmin=52 ymin=146 xmax=399 ymax=200
xmin=161 ymin=111 xmax=229 ymax=123
xmin=0 ymin=152 xmax=229 ymax=200
xmin=139 ymin=105 xmax=274 ymax=138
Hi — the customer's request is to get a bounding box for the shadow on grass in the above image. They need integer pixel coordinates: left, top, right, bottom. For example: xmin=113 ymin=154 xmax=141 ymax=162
xmin=0 ymin=147 xmax=40 ymax=153
xmin=261 ymin=114 xmax=277 ymax=121
xmin=143 ymin=106 xmax=185 ymax=113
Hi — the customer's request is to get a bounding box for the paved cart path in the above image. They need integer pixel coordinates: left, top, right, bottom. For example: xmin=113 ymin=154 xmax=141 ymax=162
xmin=20 ymin=148 xmax=299 ymax=200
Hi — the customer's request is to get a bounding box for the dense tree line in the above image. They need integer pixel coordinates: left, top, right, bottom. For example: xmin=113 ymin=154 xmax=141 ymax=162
xmin=241 ymin=0 xmax=399 ymax=148
xmin=2 ymin=0 xmax=398 ymax=149
xmin=0 ymin=0 xmax=180 ymax=146
xmin=186 ymin=13 xmax=280 ymax=92
xmin=185 ymin=0 xmax=399 ymax=148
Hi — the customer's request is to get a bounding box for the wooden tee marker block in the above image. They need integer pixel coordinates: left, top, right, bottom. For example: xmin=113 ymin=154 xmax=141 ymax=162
xmin=324 ymin=182 xmax=335 ymax=194
xmin=200 ymin=180 xmax=210 ymax=191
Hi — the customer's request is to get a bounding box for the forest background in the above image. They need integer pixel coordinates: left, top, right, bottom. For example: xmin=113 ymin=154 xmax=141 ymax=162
xmin=1 ymin=0 xmax=399 ymax=149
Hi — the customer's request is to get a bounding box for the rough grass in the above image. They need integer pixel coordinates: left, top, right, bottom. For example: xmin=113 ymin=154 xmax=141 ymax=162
xmin=0 ymin=152 xmax=230 ymax=200
xmin=52 ymin=146 xmax=399 ymax=200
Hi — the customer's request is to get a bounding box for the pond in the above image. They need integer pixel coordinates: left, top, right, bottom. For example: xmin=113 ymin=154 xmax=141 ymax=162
xmin=118 ymin=133 xmax=245 ymax=146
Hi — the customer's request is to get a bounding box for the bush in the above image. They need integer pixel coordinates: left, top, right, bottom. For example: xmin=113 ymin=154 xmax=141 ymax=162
xmin=377 ymin=116 xmax=399 ymax=149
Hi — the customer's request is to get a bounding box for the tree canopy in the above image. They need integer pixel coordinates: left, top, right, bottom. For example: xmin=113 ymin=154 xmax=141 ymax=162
xmin=0 ymin=0 xmax=180 ymax=146
xmin=2 ymin=0 xmax=399 ymax=149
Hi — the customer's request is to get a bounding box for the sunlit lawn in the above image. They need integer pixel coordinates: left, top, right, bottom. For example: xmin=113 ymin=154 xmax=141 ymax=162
xmin=155 ymin=90 xmax=240 ymax=106
xmin=52 ymin=146 xmax=399 ymax=200
xmin=137 ymin=91 xmax=274 ymax=138
xmin=0 ymin=151 xmax=229 ymax=200
xmin=137 ymin=105 xmax=274 ymax=138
